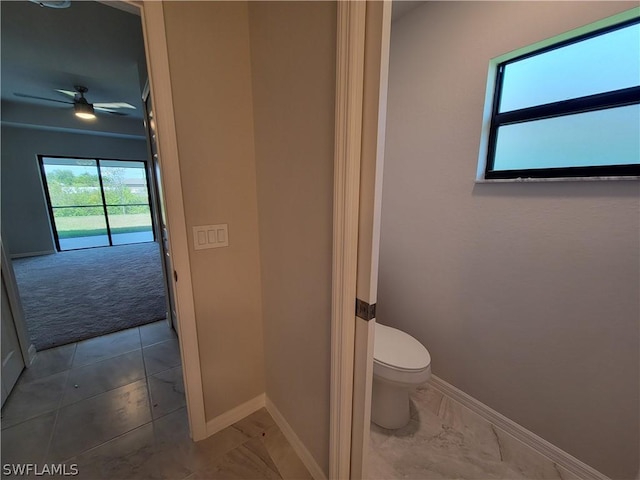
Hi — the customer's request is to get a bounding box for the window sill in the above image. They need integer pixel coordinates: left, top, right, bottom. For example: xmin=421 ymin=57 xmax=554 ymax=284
xmin=475 ymin=175 xmax=640 ymax=184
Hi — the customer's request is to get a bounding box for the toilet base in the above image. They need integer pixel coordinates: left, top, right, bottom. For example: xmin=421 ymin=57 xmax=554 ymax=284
xmin=371 ymin=378 xmax=411 ymax=429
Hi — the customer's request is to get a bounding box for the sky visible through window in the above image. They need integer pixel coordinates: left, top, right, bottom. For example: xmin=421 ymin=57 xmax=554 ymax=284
xmin=43 ymin=158 xmax=146 ymax=181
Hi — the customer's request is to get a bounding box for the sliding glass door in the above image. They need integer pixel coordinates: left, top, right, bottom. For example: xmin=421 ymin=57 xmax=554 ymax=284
xmin=100 ymin=160 xmax=154 ymax=246
xmin=40 ymin=157 xmax=155 ymax=251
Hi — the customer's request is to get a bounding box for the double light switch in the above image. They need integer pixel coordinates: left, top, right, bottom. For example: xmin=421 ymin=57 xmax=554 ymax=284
xmin=193 ymin=224 xmax=229 ymax=250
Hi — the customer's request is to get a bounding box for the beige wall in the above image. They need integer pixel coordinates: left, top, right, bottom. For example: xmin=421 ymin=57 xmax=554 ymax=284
xmin=380 ymin=2 xmax=639 ymax=479
xmin=163 ymin=1 xmax=265 ymax=419
xmin=249 ymin=2 xmax=336 ymax=475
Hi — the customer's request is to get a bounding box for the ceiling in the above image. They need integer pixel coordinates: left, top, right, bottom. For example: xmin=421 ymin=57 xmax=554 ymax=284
xmin=1 ymin=0 xmax=423 ymax=137
xmin=392 ymin=1 xmax=426 ymax=22
xmin=1 ymin=0 xmax=147 ymax=136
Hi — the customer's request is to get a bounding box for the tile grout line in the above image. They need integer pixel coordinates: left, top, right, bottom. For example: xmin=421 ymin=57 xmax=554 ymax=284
xmin=139 ymin=325 xmax=157 ymax=422
xmin=42 ymin=342 xmax=77 ymax=465
xmin=5 ymin=323 xmax=176 ymax=471
xmin=58 ymin=344 xmax=148 ymax=408
xmin=57 ymin=337 xmax=154 ymax=466
xmin=55 ymin=327 xmax=150 ymax=464
xmin=57 ymin=419 xmax=157 ymax=466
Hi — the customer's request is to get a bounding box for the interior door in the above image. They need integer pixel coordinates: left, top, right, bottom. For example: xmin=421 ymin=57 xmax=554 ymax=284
xmin=1 ymin=275 xmax=24 ymax=406
xmin=0 ymin=239 xmax=30 ymax=407
xmin=143 ymin=86 xmax=178 ymax=332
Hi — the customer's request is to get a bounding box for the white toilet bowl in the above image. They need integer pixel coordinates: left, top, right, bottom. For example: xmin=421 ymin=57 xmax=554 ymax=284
xmin=372 ymin=323 xmax=431 ymax=429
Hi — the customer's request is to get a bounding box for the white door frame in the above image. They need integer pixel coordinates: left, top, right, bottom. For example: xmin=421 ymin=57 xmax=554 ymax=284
xmin=135 ymin=0 xmax=392 ymax=468
xmin=131 ymin=0 xmax=207 ymax=441
xmin=330 ymin=1 xmax=392 ymax=478
xmin=330 ymin=1 xmax=367 ymax=478
xmin=0 ymin=1 xmax=208 ymax=442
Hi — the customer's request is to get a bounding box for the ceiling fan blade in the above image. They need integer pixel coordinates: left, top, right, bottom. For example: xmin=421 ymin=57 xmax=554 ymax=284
xmin=93 ymin=102 xmax=136 ymax=110
xmin=14 ymin=92 xmax=73 ymax=104
xmin=55 ymin=89 xmax=77 ymax=98
xmin=94 ymin=107 xmax=128 ymax=116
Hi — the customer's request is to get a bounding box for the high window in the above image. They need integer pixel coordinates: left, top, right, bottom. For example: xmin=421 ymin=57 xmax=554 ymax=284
xmin=479 ymin=11 xmax=640 ymax=180
xmin=39 ymin=156 xmax=155 ymax=251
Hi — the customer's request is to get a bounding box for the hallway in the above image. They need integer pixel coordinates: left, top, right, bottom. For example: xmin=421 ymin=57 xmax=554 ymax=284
xmin=1 ymin=321 xmax=311 ymax=479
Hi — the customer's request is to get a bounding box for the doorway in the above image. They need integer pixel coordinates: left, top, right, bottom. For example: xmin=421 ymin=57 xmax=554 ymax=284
xmin=0 ymin=0 xmax=176 ymax=394
xmin=0 ymin=0 xmax=193 ymax=471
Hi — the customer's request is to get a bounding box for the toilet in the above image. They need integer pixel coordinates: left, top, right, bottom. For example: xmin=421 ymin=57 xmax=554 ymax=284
xmin=372 ymin=323 xmax=431 ymax=429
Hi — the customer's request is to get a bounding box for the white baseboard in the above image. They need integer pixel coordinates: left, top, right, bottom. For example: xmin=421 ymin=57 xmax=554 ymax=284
xmin=265 ymin=396 xmax=327 ymax=480
xmin=205 ymin=393 xmax=265 ymax=437
xmin=428 ymin=375 xmax=610 ymax=480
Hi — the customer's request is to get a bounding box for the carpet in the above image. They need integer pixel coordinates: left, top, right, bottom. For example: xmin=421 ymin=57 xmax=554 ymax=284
xmin=12 ymin=242 xmax=167 ymax=350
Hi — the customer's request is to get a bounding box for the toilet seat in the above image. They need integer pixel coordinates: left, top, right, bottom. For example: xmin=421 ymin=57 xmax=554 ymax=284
xmin=374 ymin=323 xmax=431 ymax=372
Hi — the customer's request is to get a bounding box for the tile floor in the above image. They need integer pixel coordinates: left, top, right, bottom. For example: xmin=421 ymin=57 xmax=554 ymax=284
xmin=368 ymin=384 xmax=580 ymax=480
xmin=1 ymin=321 xmax=312 ymax=480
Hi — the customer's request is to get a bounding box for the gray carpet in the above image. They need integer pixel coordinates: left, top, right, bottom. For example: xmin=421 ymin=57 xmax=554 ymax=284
xmin=12 ymin=242 xmax=167 ymax=350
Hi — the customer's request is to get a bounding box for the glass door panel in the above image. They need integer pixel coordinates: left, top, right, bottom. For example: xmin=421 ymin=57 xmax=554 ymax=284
xmin=42 ymin=158 xmax=109 ymax=251
xmin=101 ymin=160 xmax=154 ymax=246
xmin=54 ymin=206 xmax=109 ymax=250
xmin=108 ymin=205 xmax=154 ymax=245
xmin=101 ymin=160 xmax=150 ymax=204
xmin=42 ymin=158 xmax=103 ymax=207
xmin=41 ymin=157 xmax=155 ymax=251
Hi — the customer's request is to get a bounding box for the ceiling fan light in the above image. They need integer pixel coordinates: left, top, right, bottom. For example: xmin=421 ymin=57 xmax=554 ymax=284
xmin=74 ymin=102 xmax=95 ymax=120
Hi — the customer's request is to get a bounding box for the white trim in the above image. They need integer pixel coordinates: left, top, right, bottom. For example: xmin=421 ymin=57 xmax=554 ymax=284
xmin=266 ymin=396 xmax=327 ymax=480
xmin=429 ymin=375 xmax=611 ymax=480
xmin=350 ymin=2 xmax=392 ymax=478
xmin=330 ymin=2 xmax=367 ymax=479
xmin=476 ymin=176 xmax=640 ymax=183
xmin=206 ymin=394 xmax=265 ymax=437
xmin=135 ymin=1 xmax=207 ymax=442
xmin=350 ymin=318 xmax=375 ymax=480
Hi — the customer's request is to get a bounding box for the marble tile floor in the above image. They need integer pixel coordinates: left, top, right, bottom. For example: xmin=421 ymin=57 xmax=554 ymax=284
xmin=1 ymin=321 xmax=312 ymax=480
xmin=368 ymin=384 xmax=580 ymax=480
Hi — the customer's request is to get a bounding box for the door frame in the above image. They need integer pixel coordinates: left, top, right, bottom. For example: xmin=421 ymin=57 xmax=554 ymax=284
xmin=0 ymin=0 xmax=207 ymax=441
xmin=330 ymin=1 xmax=392 ymax=479
xmin=330 ymin=2 xmax=366 ymax=478
xmin=141 ymin=81 xmax=177 ymax=332
xmin=130 ymin=0 xmax=207 ymax=441
xmin=135 ymin=0 xmax=392 ymax=465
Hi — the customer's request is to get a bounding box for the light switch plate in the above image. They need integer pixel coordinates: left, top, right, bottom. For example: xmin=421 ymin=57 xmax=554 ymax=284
xmin=193 ymin=224 xmax=229 ymax=250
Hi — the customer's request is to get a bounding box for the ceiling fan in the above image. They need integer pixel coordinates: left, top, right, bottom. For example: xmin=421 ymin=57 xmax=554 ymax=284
xmin=14 ymin=85 xmax=136 ymax=119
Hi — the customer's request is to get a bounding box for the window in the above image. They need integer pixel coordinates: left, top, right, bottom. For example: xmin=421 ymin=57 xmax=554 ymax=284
xmin=40 ymin=156 xmax=155 ymax=251
xmin=478 ymin=10 xmax=640 ymax=181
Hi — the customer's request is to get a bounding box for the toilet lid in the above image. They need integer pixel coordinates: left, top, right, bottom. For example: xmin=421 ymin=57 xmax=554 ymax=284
xmin=374 ymin=323 xmax=431 ymax=371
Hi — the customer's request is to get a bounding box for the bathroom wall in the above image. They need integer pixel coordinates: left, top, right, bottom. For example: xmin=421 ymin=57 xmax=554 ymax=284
xmin=162 ymin=1 xmax=266 ymax=420
xmin=379 ymin=2 xmax=639 ymax=479
xmin=249 ymin=2 xmax=336 ymax=475
xmin=1 ymin=125 xmax=148 ymax=256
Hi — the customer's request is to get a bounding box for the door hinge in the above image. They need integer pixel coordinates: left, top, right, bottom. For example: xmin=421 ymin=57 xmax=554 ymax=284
xmin=355 ymin=298 xmax=376 ymax=321
xmin=173 ymin=270 xmax=178 ymax=282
